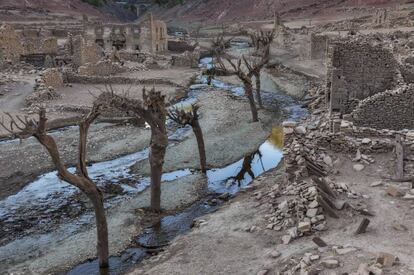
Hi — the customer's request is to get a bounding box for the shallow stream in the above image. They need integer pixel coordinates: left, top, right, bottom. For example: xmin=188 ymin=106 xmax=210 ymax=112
xmin=0 ymin=51 xmax=307 ymax=274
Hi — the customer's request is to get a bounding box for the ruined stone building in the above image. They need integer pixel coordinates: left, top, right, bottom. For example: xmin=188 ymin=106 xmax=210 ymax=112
xmin=85 ymin=14 xmax=167 ymax=54
xmin=0 ymin=24 xmax=58 ymax=68
xmin=326 ymin=40 xmax=398 ymax=114
xmin=0 ymin=24 xmax=24 ymax=67
xmin=309 ymin=33 xmax=329 ymax=60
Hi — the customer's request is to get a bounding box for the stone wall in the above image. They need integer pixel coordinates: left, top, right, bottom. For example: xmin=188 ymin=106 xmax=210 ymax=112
xmin=25 ymin=69 xmax=63 ymax=106
xmin=171 ymin=50 xmax=200 ymax=68
xmin=0 ymin=24 xmax=24 ymax=65
xmin=326 ymin=40 xmax=398 ymax=114
xmin=41 ymin=68 xmax=64 ymax=89
xmin=23 ymin=37 xmax=58 ymax=55
xmin=78 ymin=60 xmax=126 ymax=76
xmin=351 ymin=84 xmax=414 ymax=130
xmin=70 ymin=35 xmax=103 ymax=68
xmin=309 ymin=33 xmax=328 ymax=60
xmin=168 ymin=40 xmax=196 ymax=53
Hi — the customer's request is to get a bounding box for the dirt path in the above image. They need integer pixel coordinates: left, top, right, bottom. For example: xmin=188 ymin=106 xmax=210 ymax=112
xmin=0 ymin=77 xmax=35 ymax=111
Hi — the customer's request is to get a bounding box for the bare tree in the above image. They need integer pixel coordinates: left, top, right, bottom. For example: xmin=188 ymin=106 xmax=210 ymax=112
xmin=249 ymin=28 xmax=276 ymax=52
xmin=211 ymin=33 xmax=233 ymax=55
xmin=168 ymin=104 xmax=207 ymax=174
xmin=215 ymin=46 xmax=270 ymax=120
xmin=98 ymin=87 xmax=168 ymax=212
xmin=0 ymin=105 xmax=109 ymax=268
xmin=249 ymin=29 xmax=276 ymax=108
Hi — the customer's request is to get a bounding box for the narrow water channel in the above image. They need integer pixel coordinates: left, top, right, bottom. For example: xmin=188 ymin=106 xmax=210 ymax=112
xmin=0 ymin=51 xmax=307 ymax=274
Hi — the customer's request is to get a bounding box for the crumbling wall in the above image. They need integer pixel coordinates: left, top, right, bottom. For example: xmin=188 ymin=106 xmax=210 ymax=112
xmin=41 ymin=68 xmax=64 ymax=89
xmin=327 ymin=41 xmax=398 ymax=114
xmin=373 ymin=8 xmax=389 ymax=26
xmin=71 ymin=35 xmax=102 ymax=68
xmin=23 ymin=37 xmax=58 ymax=55
xmin=171 ymin=50 xmax=200 ymax=68
xmin=351 ymin=84 xmax=414 ymax=130
xmin=25 ymin=69 xmax=63 ymax=106
xmin=78 ymin=60 xmax=126 ymax=76
xmin=0 ymin=24 xmax=24 ymax=65
xmin=309 ymin=33 xmax=328 ymax=60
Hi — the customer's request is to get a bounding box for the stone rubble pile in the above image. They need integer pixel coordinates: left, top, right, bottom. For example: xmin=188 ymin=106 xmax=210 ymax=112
xmin=25 ymin=68 xmax=64 ymax=106
xmin=254 ymin=121 xmax=364 ymax=244
xmin=273 ymin=244 xmax=405 ymax=275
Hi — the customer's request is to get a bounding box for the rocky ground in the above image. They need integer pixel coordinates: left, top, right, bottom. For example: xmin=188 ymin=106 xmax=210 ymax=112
xmin=128 ymin=142 xmax=414 ymax=275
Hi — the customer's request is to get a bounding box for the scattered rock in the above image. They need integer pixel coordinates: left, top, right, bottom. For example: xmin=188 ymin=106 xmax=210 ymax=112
xmin=362 ymin=138 xmax=372 ymax=145
xmin=323 ymin=155 xmax=333 ymax=167
xmin=353 ymin=164 xmax=365 ymax=172
xmin=298 ymin=221 xmax=311 ymax=233
xmin=370 ymin=181 xmax=383 ymax=187
xmin=282 ymin=235 xmax=292 ymax=244
xmin=257 ymin=270 xmax=268 ymax=275
xmin=402 ymin=193 xmax=414 ymax=200
xmin=387 ymin=185 xmax=404 ymax=197
xmin=306 ymin=208 xmax=318 ymax=218
xmin=321 ymin=259 xmax=339 ymax=269
xmin=333 ymin=246 xmax=357 ymax=255
xmin=295 ymin=126 xmax=307 ymax=135
xmin=267 ymin=250 xmax=282 ymax=259
xmin=312 ymin=236 xmax=328 ymax=247
xmin=376 ymin=252 xmax=398 ymax=267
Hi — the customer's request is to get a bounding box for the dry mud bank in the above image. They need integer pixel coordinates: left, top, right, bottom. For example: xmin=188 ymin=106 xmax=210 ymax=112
xmin=133 ymin=88 xmax=278 ymax=175
xmin=0 ymin=82 xmax=283 ymax=274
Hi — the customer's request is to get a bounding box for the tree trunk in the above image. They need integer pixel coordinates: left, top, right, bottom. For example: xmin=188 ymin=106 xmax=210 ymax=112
xmin=244 ymin=82 xmax=259 ymax=122
xmin=254 ymin=73 xmax=263 ymax=109
xmin=87 ymin=185 xmax=109 ymax=268
xmin=192 ymin=119 xmax=207 ymax=174
xmin=149 ymin=130 xmax=168 ymax=212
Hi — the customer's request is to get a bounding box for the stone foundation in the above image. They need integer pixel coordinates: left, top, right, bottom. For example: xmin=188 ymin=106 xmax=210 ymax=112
xmin=78 ymin=60 xmax=126 ymax=76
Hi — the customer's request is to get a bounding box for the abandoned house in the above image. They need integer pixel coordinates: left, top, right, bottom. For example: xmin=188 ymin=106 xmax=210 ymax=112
xmin=85 ymin=14 xmax=167 ymax=54
xmin=326 ymin=40 xmax=398 ymax=115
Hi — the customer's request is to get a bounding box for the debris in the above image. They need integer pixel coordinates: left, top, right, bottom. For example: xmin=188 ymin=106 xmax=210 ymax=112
xmin=386 ymin=185 xmax=404 ymax=197
xmin=282 ymin=235 xmax=292 ymax=245
xmin=402 ymin=193 xmax=414 ymax=200
xmin=376 ymin=252 xmax=399 ymax=267
xmin=321 ymin=259 xmax=339 ymax=269
xmin=267 ymin=250 xmax=282 ymax=259
xmin=298 ymin=221 xmax=311 ymax=233
xmin=355 ymin=218 xmax=370 ymax=234
xmin=312 ymin=236 xmax=328 ymax=247
xmin=353 ymin=164 xmax=365 ymax=172
xmin=370 ymin=181 xmax=383 ymax=187
xmin=333 ymin=246 xmax=357 ymax=255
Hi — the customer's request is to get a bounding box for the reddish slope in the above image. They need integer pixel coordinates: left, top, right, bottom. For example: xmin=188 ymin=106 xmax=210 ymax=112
xmin=0 ymin=0 xmax=113 ymax=20
xmin=149 ymin=0 xmax=407 ymax=24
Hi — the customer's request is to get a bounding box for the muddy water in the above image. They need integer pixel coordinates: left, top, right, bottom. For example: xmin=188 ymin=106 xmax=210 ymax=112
xmin=64 ymin=74 xmax=305 ymax=275
xmin=0 ymin=50 xmax=307 ymax=274
xmin=65 ymin=130 xmax=284 ymax=275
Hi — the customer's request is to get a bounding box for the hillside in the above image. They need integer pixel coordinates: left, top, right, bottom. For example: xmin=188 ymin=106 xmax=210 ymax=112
xmin=0 ymin=0 xmax=137 ymax=22
xmin=147 ymin=0 xmax=407 ymax=25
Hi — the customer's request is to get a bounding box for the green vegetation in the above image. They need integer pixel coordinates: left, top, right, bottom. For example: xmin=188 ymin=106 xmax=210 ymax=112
xmin=81 ymin=0 xmax=107 ymax=7
xmin=155 ymin=0 xmax=184 ymax=7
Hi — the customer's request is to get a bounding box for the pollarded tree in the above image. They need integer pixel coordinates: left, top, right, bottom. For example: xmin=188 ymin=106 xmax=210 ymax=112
xmin=249 ymin=29 xmax=276 ymax=108
xmin=168 ymin=104 xmax=206 ymax=174
xmin=0 ymin=104 xmax=109 ymax=268
xmin=215 ymin=46 xmax=270 ymax=121
xmin=98 ymin=87 xmax=168 ymax=212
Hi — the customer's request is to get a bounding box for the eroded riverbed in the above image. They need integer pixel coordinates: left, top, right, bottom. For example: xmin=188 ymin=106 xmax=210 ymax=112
xmin=0 ymin=54 xmax=307 ymax=274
